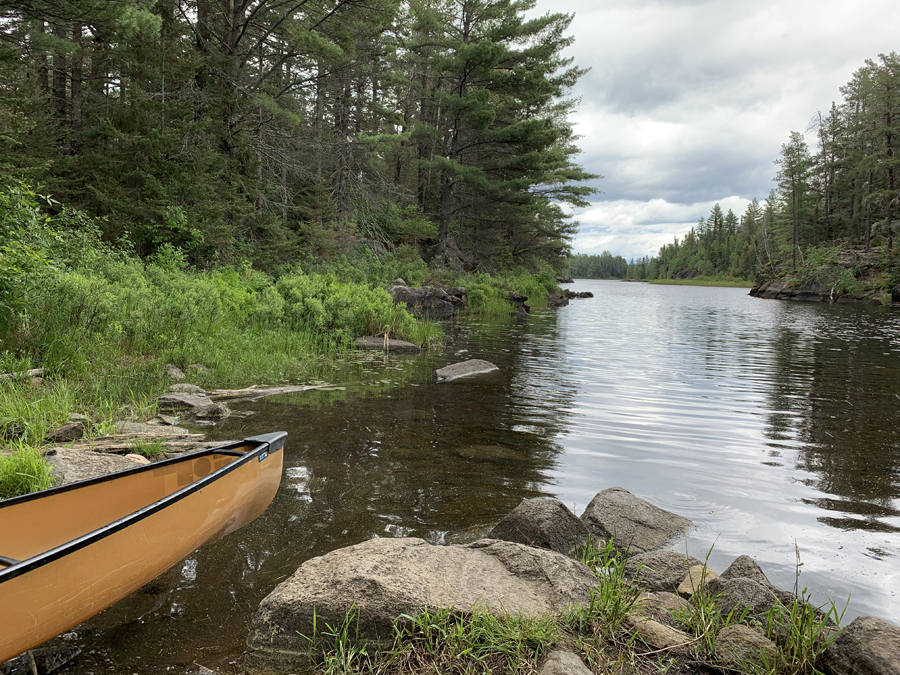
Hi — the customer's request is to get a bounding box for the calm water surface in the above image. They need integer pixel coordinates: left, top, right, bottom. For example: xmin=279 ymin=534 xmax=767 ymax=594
xmin=64 ymin=280 xmax=900 ymax=674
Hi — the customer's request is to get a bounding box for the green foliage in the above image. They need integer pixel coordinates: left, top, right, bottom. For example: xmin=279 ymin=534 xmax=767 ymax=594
xmin=0 ymin=444 xmax=54 ymax=500
xmin=129 ymin=439 xmax=166 ymax=459
xmin=569 ymin=538 xmax=643 ymax=634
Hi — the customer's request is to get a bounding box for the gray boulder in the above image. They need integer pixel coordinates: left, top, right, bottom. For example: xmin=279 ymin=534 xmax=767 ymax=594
xmin=353 ymin=336 xmax=421 ymax=355
xmin=631 ymin=591 xmax=691 ymax=628
xmin=823 ymin=615 xmax=900 ymax=675
xmin=719 ymin=555 xmax=805 ymax=608
xmin=156 ymin=392 xmax=229 ymax=419
xmin=539 ymin=650 xmax=592 ymax=675
xmin=44 ymin=421 xmax=85 ymax=444
xmin=245 ymin=537 xmax=597 ymax=675
xmin=489 ymin=498 xmax=590 ymax=555
xmin=45 ymin=447 xmax=141 ymax=485
xmin=624 ymin=615 xmax=694 ymax=656
xmin=715 ymin=624 xmax=778 ymax=670
xmin=389 ymin=285 xmax=466 ymax=318
xmin=706 ymin=577 xmax=779 ymax=620
xmin=580 ymin=488 xmax=692 ymax=553
xmin=165 ymin=363 xmax=185 ymax=381
xmin=435 ymin=359 xmax=500 ymax=382
xmin=625 ymin=551 xmax=703 ymax=593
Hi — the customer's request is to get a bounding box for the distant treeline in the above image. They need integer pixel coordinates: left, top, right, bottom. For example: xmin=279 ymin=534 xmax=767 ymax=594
xmin=571 ymin=52 xmax=900 ymax=282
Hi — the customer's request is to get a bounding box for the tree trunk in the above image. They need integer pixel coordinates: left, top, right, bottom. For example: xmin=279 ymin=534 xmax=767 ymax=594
xmin=52 ymin=24 xmax=67 ymax=121
xmin=70 ymin=24 xmax=83 ymax=154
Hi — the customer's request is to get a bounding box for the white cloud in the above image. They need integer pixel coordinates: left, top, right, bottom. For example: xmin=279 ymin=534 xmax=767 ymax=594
xmin=533 ymin=0 xmax=900 ymax=256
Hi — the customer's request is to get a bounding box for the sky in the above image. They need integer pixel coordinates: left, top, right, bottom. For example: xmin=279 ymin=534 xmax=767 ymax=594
xmin=535 ymin=0 xmax=900 ymax=260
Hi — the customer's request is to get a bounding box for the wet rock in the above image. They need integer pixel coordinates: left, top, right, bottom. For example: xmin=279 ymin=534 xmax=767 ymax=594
xmin=893 ymin=285 xmax=900 ymax=305
xmin=539 ymin=650 xmax=592 ymax=675
xmin=580 ymin=487 xmax=692 ymax=553
xmin=555 ymin=275 xmax=574 ymax=284
xmin=435 ymin=359 xmax=500 ymax=382
xmin=563 ymin=290 xmax=594 ymax=299
xmin=245 ymin=537 xmax=596 ymax=675
xmin=353 ymin=336 xmax=421 ymax=355
xmin=823 ymin=615 xmax=900 ymax=675
xmin=508 ymin=292 xmax=530 ymax=316
xmin=44 ymin=421 xmax=85 ymax=444
xmin=706 ymin=577 xmax=779 ymax=620
xmin=625 ymin=551 xmax=703 ymax=593
xmin=3 ymin=632 xmax=81 ymax=674
xmin=46 ymin=447 xmax=140 ymax=485
xmin=489 ymin=498 xmax=590 ymax=555
xmin=678 ymin=565 xmax=718 ymax=599
xmin=165 ymin=363 xmax=185 ymax=381
xmin=624 ymin=615 xmax=693 ymax=656
xmin=168 ymin=383 xmax=205 ymax=394
xmin=715 ymin=624 xmax=778 ymax=670
xmin=389 ymin=285 xmax=466 ymax=318
xmin=549 ymin=292 xmax=569 ymax=308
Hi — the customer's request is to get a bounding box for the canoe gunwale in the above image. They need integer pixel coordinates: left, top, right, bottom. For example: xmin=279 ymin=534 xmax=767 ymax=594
xmin=0 ymin=432 xmax=286 ymax=584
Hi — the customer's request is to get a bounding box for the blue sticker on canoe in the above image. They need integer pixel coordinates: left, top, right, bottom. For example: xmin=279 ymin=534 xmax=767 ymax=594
xmin=258 ymin=452 xmax=268 ymax=462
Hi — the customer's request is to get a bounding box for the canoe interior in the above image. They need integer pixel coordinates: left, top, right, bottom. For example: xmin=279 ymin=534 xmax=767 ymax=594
xmin=0 ymin=448 xmax=250 ymax=566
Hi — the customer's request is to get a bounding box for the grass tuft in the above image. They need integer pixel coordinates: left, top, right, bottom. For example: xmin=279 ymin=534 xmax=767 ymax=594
xmin=0 ymin=443 xmax=54 ymax=499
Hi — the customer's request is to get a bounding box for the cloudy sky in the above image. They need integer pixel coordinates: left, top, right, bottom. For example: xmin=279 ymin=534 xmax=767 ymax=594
xmin=534 ymin=0 xmax=900 ymax=260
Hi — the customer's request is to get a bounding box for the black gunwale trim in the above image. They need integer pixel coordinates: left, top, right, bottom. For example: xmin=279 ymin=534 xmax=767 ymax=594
xmin=0 ymin=432 xmax=286 ymax=584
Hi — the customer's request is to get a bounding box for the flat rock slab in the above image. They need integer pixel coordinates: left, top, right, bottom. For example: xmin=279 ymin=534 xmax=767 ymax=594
xmin=580 ymin=487 xmax=692 ymax=553
xmin=824 ymin=615 xmax=900 ymax=675
xmin=45 ymin=447 xmax=143 ymax=485
xmin=246 ymin=537 xmax=597 ymax=675
xmin=489 ymin=497 xmax=589 ymax=555
xmin=353 ymin=336 xmax=421 ymax=354
xmin=435 ymin=359 xmax=499 ymax=382
xmin=115 ymin=420 xmax=192 ymax=435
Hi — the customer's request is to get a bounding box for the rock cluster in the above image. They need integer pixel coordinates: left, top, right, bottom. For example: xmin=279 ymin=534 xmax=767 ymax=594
xmin=750 ymin=279 xmax=883 ymax=305
xmin=244 ymin=487 xmax=900 ymax=675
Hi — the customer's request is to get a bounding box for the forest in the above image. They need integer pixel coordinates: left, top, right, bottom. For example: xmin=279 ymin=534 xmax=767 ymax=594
xmin=572 ymin=53 xmax=900 ymax=287
xmin=0 ymin=0 xmax=595 ymax=271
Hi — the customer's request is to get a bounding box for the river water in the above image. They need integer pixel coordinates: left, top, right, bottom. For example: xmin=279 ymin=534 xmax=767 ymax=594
xmin=61 ymin=280 xmax=900 ymax=674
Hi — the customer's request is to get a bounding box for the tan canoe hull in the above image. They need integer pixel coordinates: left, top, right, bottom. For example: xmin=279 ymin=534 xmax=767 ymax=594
xmin=0 ymin=432 xmax=285 ymax=663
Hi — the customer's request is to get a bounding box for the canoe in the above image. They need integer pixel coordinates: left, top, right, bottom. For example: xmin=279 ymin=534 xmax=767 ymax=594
xmin=0 ymin=431 xmax=286 ymax=663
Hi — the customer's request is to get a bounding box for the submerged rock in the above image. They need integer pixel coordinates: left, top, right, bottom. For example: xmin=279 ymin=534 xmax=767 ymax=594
xmin=353 ymin=336 xmax=421 ymax=354
xmin=489 ymin=497 xmax=590 ymax=555
xmin=580 ymin=487 xmax=692 ymax=553
xmin=435 ymin=359 xmax=499 ymax=382
xmin=245 ymin=537 xmax=596 ymax=675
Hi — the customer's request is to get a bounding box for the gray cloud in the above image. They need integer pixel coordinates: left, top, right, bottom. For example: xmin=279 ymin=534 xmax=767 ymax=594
xmin=538 ymin=0 xmax=900 ymax=257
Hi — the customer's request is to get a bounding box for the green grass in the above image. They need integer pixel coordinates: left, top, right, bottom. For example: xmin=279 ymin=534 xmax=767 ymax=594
xmin=129 ymin=439 xmax=167 ymax=459
xmin=0 ymin=443 xmax=54 ymax=499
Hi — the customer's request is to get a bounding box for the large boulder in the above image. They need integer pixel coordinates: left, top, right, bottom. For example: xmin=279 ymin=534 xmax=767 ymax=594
xmin=388 ymin=285 xmax=466 ymax=318
xmin=45 ymin=447 xmax=143 ymax=485
xmin=580 ymin=488 xmax=692 ymax=553
xmin=245 ymin=537 xmax=597 ymax=675
xmin=719 ymin=555 xmax=803 ymax=607
xmin=823 ymin=615 xmax=900 ymax=675
xmin=625 ymin=551 xmax=703 ymax=593
xmin=489 ymin=498 xmax=590 ymax=555
xmin=435 ymin=359 xmax=499 ymax=382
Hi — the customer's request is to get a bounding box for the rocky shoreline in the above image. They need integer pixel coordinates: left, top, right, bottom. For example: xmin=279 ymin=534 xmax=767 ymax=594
xmin=245 ymin=489 xmax=900 ymax=675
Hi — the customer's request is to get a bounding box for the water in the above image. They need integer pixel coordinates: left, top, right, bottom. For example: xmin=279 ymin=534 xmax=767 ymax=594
xmin=61 ymin=280 xmax=900 ymax=673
